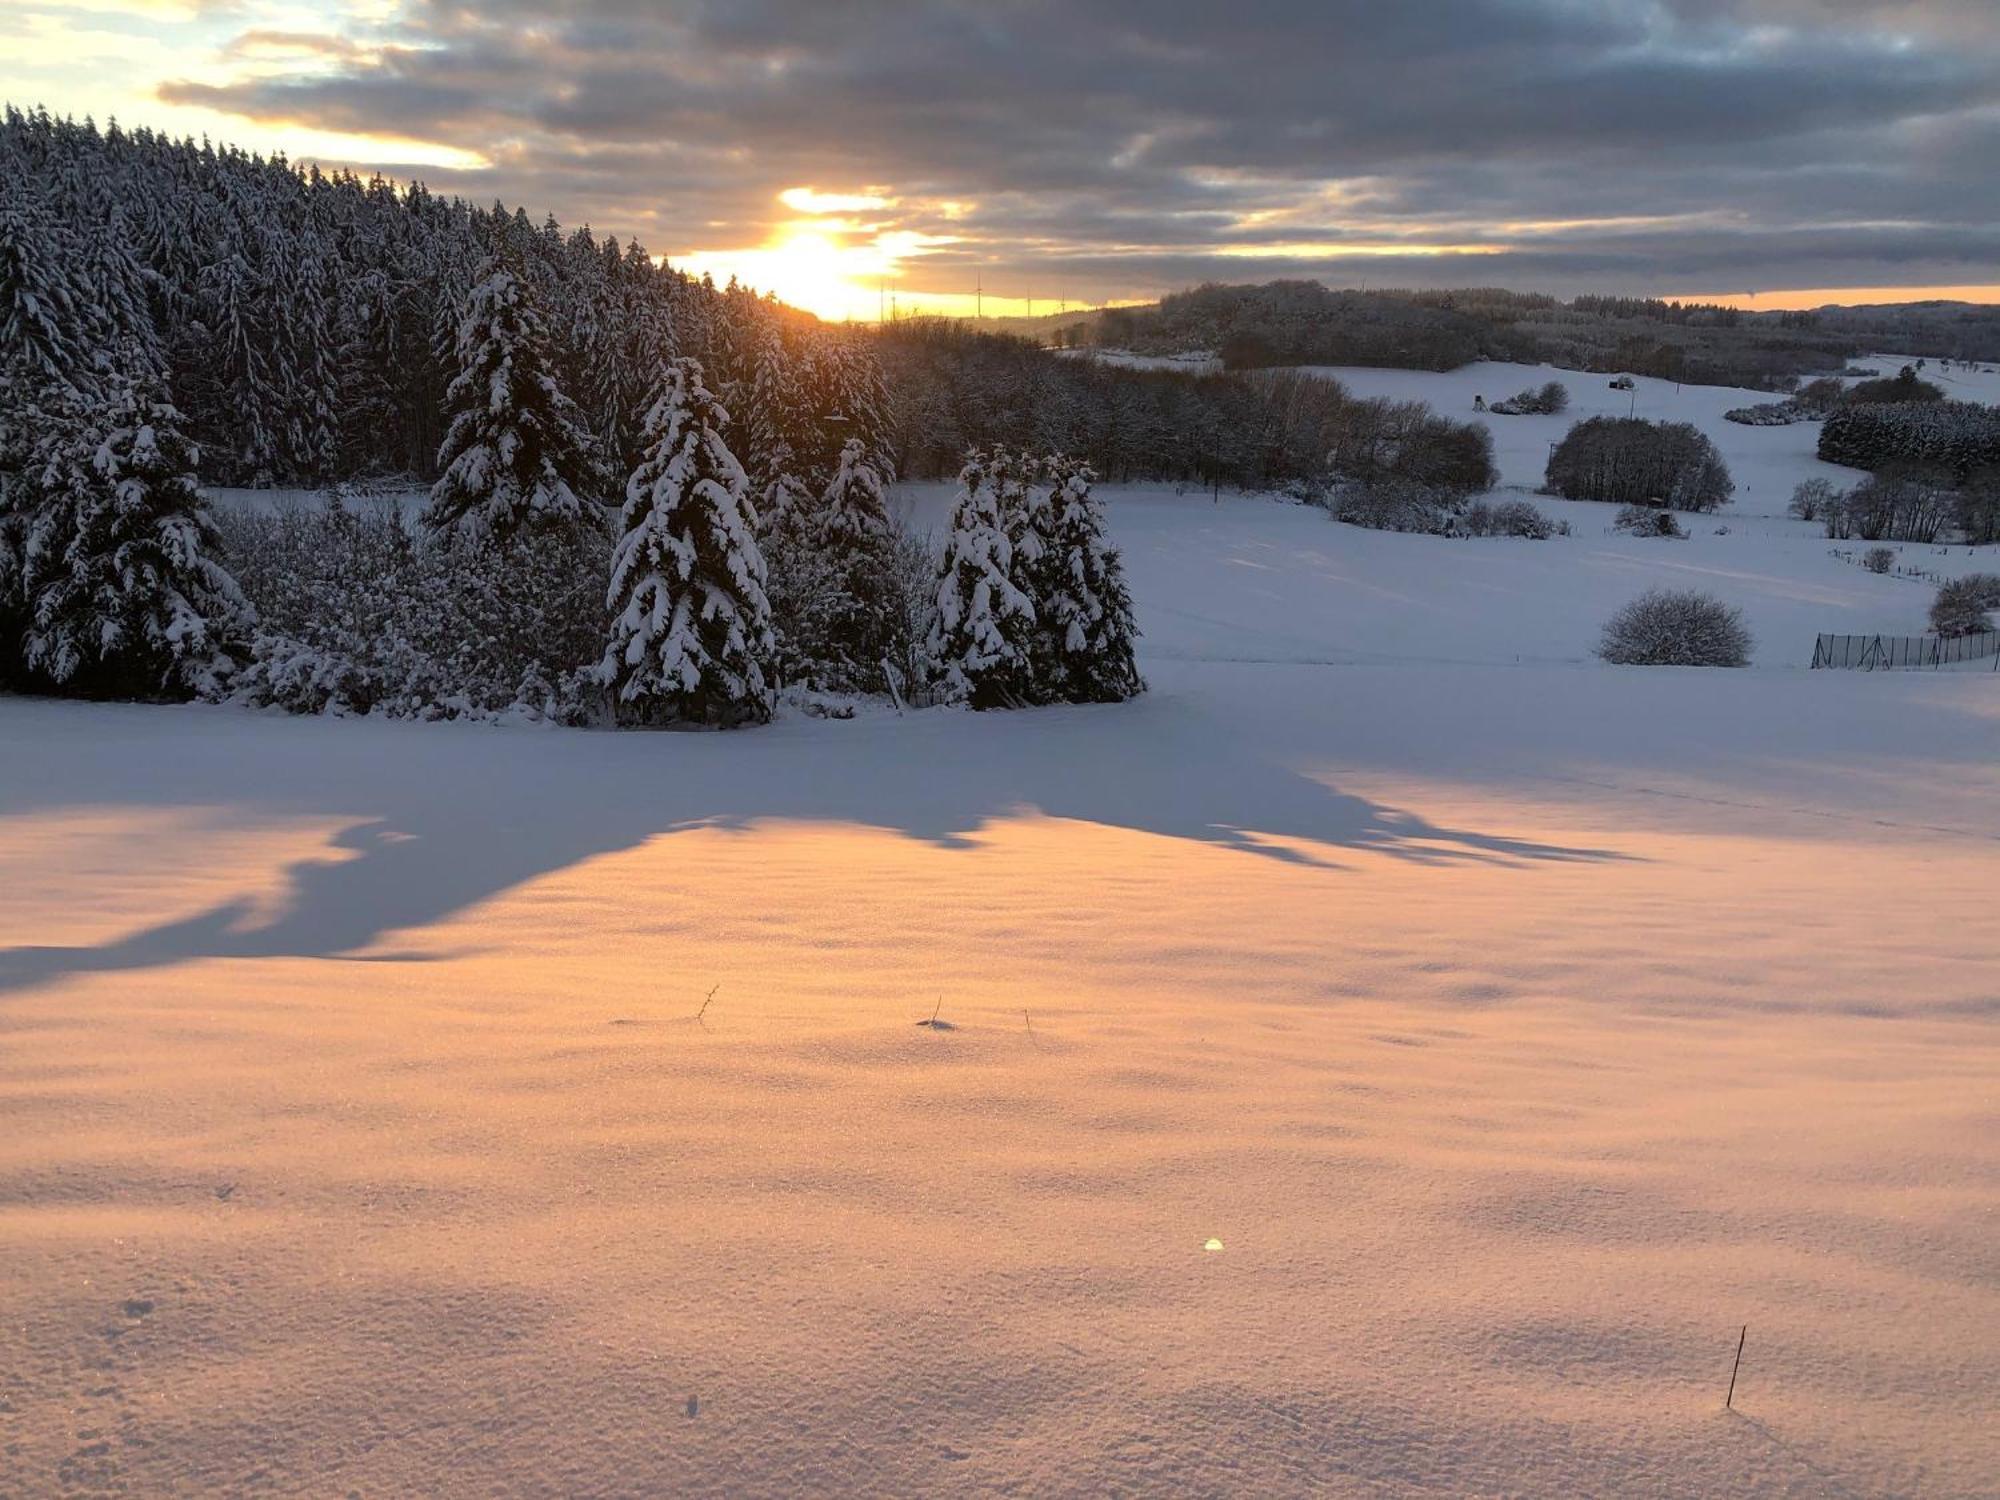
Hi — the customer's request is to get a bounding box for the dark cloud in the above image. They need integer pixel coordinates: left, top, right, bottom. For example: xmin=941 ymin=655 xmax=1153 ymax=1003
xmin=157 ymin=0 xmax=2000 ymax=300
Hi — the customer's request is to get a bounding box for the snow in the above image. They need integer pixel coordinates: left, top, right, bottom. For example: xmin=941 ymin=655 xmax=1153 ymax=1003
xmin=6 ymin=375 xmax=1999 ymax=1495
xmin=1300 ymin=358 xmax=1861 ymax=513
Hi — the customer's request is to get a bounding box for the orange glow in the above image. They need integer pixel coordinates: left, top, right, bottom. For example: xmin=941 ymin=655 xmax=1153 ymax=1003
xmin=1672 ymin=284 xmax=2000 ymax=310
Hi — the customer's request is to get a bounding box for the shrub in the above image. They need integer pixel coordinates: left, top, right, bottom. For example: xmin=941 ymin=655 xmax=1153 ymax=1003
xmin=1724 ymin=401 xmax=1809 ymax=426
xmin=1862 ymin=547 xmax=1895 ymax=574
xmin=1929 ymin=574 xmax=2000 ymax=637
xmin=1613 ymin=505 xmax=1686 ymax=538
xmin=1847 ymin=366 xmax=1945 ymax=405
xmin=1333 ymin=477 xmax=1457 ymax=534
xmin=1489 ymin=380 xmax=1569 ymax=416
xmin=1460 ymin=498 xmax=1559 ymax=539
xmin=1546 ymin=416 xmax=1733 ymax=511
xmin=215 ymin=495 xmax=608 ymax=721
xmin=1788 ymin=477 xmax=1840 ymax=521
xmin=1598 ymin=589 xmax=1752 ymax=667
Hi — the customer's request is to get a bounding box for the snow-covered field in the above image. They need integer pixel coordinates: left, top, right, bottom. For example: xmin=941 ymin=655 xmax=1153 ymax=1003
xmin=5 ymin=382 xmax=1999 ymax=1495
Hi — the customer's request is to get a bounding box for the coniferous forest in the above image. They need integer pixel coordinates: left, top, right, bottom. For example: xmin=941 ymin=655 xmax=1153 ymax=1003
xmin=0 ymin=108 xmax=1503 ymax=725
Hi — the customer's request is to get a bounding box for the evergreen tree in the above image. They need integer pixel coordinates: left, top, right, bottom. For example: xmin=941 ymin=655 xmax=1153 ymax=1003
xmin=601 ymin=358 xmax=773 ymax=726
xmin=0 ymin=195 xmax=91 ymax=681
xmin=21 ymin=370 xmax=249 ymax=699
xmin=424 ymin=264 xmax=600 ymax=543
xmin=1034 ymin=456 xmax=1144 ymax=702
xmin=927 ymin=448 xmax=1036 ymax=708
xmin=814 ymin=435 xmax=896 ymax=687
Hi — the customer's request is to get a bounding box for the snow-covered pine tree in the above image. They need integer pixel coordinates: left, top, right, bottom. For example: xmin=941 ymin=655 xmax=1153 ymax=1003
xmin=991 ymin=446 xmax=1053 ymax=697
xmin=424 ymin=264 xmax=601 ymax=543
xmin=813 ymin=434 xmax=896 ymax=686
xmin=21 ymin=368 xmax=250 ymax=699
xmin=926 ymin=448 xmax=1036 ymax=708
xmin=0 ymin=193 xmax=92 ymax=681
xmin=601 ymin=358 xmax=773 ymax=726
xmin=1034 ymin=455 xmax=1144 ymax=702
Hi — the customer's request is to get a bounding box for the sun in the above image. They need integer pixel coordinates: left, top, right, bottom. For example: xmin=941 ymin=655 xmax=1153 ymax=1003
xmin=675 ymin=189 xmax=961 ymax=322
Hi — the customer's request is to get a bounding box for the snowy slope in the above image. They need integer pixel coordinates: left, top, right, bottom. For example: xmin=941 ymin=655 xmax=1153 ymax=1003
xmin=7 ymin=385 xmax=1998 ymax=1497
xmin=1303 ymin=358 xmax=1860 ymax=512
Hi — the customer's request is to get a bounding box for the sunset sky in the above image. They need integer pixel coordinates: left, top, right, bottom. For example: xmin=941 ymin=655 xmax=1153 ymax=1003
xmin=5 ymin=0 xmax=1998 ymax=320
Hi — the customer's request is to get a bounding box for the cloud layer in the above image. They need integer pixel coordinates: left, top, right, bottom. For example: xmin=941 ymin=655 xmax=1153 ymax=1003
xmin=85 ymin=1 xmax=2000 ymax=302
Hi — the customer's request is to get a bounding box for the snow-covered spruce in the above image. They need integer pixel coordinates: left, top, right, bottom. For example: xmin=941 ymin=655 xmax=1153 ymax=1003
xmin=1030 ymin=456 xmax=1144 ymax=703
xmin=424 ymin=265 xmax=602 ymax=543
xmin=601 ymin=358 xmax=774 ymax=727
xmin=20 ymin=373 xmax=250 ymax=699
xmin=811 ymin=435 xmax=897 ymax=686
xmin=927 ymin=449 xmax=1037 ymax=709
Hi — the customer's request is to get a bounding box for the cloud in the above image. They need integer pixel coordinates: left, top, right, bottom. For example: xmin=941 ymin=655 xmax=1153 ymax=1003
xmin=118 ymin=0 xmax=2000 ymax=302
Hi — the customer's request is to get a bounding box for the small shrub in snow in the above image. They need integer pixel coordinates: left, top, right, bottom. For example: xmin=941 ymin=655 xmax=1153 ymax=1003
xmin=1598 ymin=590 xmax=1752 ymax=667
xmin=1929 ymin=574 xmax=2000 ymax=637
xmin=1460 ymin=498 xmax=1558 ymax=539
xmin=1334 ymin=477 xmax=1457 ymax=534
xmin=1612 ymin=505 xmax=1686 ymax=539
xmin=1862 ymin=547 xmax=1895 ymax=574
xmin=1488 ymin=381 xmax=1568 ymax=416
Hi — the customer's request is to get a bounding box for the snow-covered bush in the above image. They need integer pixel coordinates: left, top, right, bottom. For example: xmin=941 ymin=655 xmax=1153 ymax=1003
xmin=1598 ymin=589 xmax=1752 ymax=667
xmin=1488 ymin=381 xmax=1568 ymax=416
xmin=1724 ymin=401 xmax=1810 ymax=426
xmin=218 ymin=492 xmax=607 ymax=720
xmin=1612 ymin=505 xmax=1686 ymax=539
xmin=1334 ymin=477 xmax=1458 ymax=534
xmin=1459 ymin=498 xmax=1560 ymax=539
xmin=1546 ymin=416 xmax=1733 ymax=511
xmin=1862 ymin=547 xmax=1895 ymax=574
xmin=1929 ymin=574 xmax=2000 ymax=637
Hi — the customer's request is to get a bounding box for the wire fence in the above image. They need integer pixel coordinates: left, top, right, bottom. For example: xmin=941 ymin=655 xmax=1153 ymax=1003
xmin=1810 ymin=631 xmax=2000 ymax=670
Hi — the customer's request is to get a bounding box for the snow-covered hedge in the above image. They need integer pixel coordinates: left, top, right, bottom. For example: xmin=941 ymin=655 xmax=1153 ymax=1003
xmin=1723 ymin=401 xmax=1812 ymax=426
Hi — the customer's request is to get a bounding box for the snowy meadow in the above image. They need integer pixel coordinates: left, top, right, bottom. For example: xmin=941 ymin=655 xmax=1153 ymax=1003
xmin=5 ymin=431 xmax=1999 ymax=1494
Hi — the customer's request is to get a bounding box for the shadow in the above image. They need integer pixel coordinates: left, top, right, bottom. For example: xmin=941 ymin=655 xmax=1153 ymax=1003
xmin=1723 ymin=1412 xmax=1875 ymax=1500
xmin=0 ymin=690 xmax=1628 ymax=996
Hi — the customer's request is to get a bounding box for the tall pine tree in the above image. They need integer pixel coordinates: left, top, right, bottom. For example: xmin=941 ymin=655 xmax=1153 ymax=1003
xmin=1034 ymin=456 xmax=1143 ymax=702
xmin=601 ymin=358 xmax=773 ymax=726
xmin=424 ymin=264 xmax=600 ymax=542
xmin=21 ymin=369 xmax=249 ymax=699
xmin=927 ymin=448 xmax=1036 ymax=708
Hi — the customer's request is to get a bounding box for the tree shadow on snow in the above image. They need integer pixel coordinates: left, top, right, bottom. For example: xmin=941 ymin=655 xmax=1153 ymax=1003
xmin=0 ymin=692 xmax=1629 ymax=996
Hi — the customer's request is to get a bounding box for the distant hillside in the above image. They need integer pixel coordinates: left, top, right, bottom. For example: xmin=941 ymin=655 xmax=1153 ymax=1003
xmin=1076 ymin=281 xmax=2000 ymax=393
